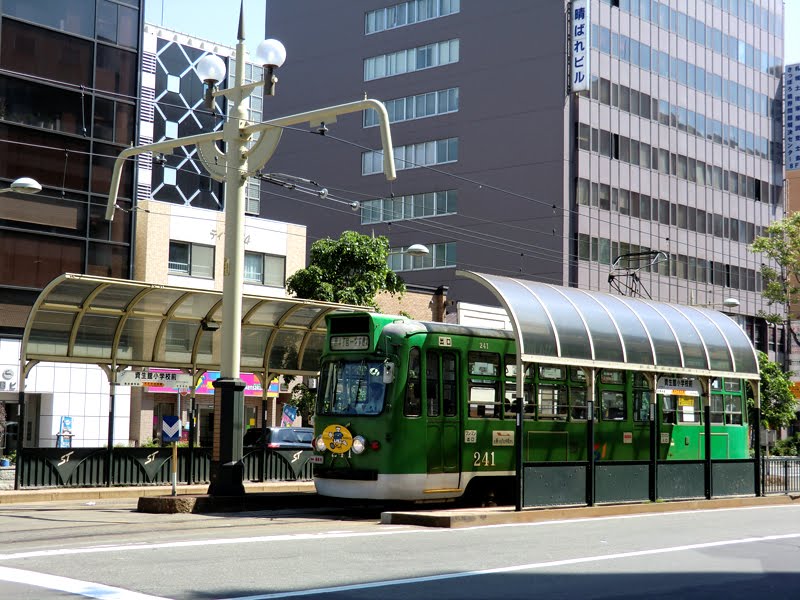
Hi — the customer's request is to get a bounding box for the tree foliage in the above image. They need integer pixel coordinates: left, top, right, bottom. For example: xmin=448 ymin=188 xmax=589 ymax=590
xmin=753 ymin=351 xmax=797 ymax=431
xmin=286 ymin=230 xmax=405 ymax=307
xmin=750 ymin=213 xmax=800 ymax=324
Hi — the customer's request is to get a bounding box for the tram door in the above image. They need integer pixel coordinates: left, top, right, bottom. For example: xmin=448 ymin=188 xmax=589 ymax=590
xmin=425 ymin=350 xmax=460 ymax=476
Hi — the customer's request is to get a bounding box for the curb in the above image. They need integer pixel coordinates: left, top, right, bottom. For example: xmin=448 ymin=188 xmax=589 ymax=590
xmin=381 ymin=494 xmax=800 ymax=528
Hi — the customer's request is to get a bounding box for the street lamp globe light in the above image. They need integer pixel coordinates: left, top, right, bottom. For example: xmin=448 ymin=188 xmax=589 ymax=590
xmin=8 ymin=177 xmax=42 ymax=194
xmin=722 ymin=297 xmax=740 ymax=309
xmin=407 ymin=244 xmax=430 ymax=257
xmin=197 ymin=54 xmax=227 ymax=109
xmin=255 ymin=39 xmax=287 ymax=68
xmin=196 ymin=53 xmax=227 ymax=84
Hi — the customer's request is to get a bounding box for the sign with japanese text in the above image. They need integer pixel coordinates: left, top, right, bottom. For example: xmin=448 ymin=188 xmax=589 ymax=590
xmin=118 ymin=369 xmax=194 ymax=388
xmin=656 ymin=376 xmax=701 ymax=397
xmin=570 ymin=0 xmax=591 ymax=93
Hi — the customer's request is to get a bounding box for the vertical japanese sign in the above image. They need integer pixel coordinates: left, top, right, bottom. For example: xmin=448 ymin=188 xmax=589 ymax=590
xmin=570 ymin=0 xmax=591 ymax=93
xmin=786 ymin=63 xmax=800 ymax=171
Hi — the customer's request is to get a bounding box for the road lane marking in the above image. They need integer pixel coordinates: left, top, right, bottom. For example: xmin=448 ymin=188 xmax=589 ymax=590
xmin=221 ymin=532 xmax=800 ymax=599
xmin=0 ymin=566 xmax=168 ymax=600
xmin=0 ymin=504 xmax=797 ymax=562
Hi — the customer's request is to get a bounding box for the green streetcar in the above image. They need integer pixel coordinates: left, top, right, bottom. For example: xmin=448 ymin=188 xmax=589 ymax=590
xmin=311 ymin=310 xmax=752 ymax=503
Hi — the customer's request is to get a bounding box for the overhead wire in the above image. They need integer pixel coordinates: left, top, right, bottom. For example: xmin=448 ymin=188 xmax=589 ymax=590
xmin=0 ymin=66 xmax=772 ymax=295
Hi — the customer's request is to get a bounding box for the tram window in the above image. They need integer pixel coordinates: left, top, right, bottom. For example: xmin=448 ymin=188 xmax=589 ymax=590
xmin=600 ymin=370 xmax=625 ymax=384
xmin=724 ymin=379 xmax=741 ymax=392
xmin=469 ymin=352 xmax=499 ymax=376
xmin=469 ymin=386 xmax=499 ymax=418
xmin=634 ymin=390 xmax=651 ymax=421
xmin=404 ymin=348 xmax=422 ymax=417
xmin=662 ymin=395 xmax=677 ymax=424
xmin=710 ymin=395 xmax=724 ymax=423
xmin=677 ymin=396 xmax=700 ymax=423
xmin=426 ymin=351 xmax=441 ymax=417
xmin=633 ymin=372 xmax=649 ymax=388
xmin=726 ymin=396 xmax=743 ymax=425
xmin=538 ymin=384 xmax=567 ymax=420
xmin=570 ymin=367 xmax=587 ymax=383
xmin=539 ymin=365 xmax=565 ymax=380
xmin=504 ymin=355 xmax=532 ymax=378
xmin=442 ymin=352 xmax=457 ymax=417
xmin=571 ymin=387 xmax=588 ymax=420
xmin=601 ymin=390 xmax=626 ymax=420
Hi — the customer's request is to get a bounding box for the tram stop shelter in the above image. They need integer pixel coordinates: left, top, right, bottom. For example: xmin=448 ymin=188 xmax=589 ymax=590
xmin=460 ymin=271 xmax=763 ymax=510
xmin=15 ymin=273 xmax=363 ymax=490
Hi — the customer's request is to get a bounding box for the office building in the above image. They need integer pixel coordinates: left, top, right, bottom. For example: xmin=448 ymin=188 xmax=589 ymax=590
xmin=262 ymin=0 xmax=785 ymax=354
xmin=0 ymin=0 xmax=144 ymax=448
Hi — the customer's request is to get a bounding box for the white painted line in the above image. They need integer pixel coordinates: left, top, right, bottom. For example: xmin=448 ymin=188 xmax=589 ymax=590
xmin=0 ymin=503 xmax=796 ymax=562
xmin=0 ymin=565 xmax=168 ymax=600
xmin=221 ymin=532 xmax=800 ymax=599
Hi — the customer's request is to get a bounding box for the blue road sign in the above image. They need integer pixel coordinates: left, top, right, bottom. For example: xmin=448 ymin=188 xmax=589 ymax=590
xmin=162 ymin=416 xmax=181 ymax=443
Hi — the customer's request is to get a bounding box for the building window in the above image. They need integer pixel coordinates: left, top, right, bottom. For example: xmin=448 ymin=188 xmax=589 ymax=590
xmin=364 ymin=39 xmax=459 ymax=81
xmin=365 ymin=0 xmax=460 ymax=34
xmin=361 ymin=190 xmax=456 ymax=224
xmin=362 ymin=138 xmax=458 ymax=175
xmin=364 ymin=87 xmax=459 ymax=127
xmin=244 ymin=252 xmax=286 ymax=287
xmin=245 ymin=177 xmax=260 ymax=215
xmin=168 ymin=241 xmax=214 ymax=278
xmin=388 ymin=242 xmax=456 ymax=271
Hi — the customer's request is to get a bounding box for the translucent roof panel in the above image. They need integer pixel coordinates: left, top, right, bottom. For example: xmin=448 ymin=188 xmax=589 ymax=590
xmin=459 ymin=271 xmax=759 ymax=380
xmin=22 ymin=274 xmax=363 ymax=376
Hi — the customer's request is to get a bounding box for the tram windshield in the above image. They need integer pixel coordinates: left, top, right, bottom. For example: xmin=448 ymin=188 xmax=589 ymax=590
xmin=317 ymin=360 xmax=388 ymax=416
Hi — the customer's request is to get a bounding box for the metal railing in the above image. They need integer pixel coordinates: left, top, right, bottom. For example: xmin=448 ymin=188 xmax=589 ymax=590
xmin=761 ymin=456 xmax=800 ymax=494
xmin=15 ymin=446 xmax=314 ymax=489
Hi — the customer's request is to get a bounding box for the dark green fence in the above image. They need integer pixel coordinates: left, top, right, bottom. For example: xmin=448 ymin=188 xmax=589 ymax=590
xmin=523 ymin=458 xmax=759 ymax=508
xmin=762 ymin=457 xmax=800 ymax=494
xmin=16 ymin=447 xmax=314 ymax=489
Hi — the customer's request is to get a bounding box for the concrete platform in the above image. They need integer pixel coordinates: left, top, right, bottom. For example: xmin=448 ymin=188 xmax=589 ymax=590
xmin=381 ymin=494 xmax=800 ymax=528
xmin=137 ymin=486 xmax=319 ymax=514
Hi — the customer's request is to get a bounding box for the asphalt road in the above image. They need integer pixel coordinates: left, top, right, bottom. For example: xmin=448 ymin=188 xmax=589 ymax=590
xmin=0 ymin=499 xmax=798 ymax=599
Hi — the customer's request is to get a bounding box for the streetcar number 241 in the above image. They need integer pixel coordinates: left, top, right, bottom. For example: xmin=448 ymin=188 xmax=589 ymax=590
xmin=473 ymin=451 xmax=495 ymax=467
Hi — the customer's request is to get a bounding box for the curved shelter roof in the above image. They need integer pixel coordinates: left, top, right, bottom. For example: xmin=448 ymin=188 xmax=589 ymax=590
xmin=460 ymin=271 xmax=759 ymax=380
xmin=21 ymin=273 xmax=364 ymax=377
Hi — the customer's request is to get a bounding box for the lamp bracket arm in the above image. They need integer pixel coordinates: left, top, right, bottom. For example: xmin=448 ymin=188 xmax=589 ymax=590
xmin=241 ymin=98 xmax=396 ymax=181
xmin=104 ymin=130 xmax=224 ymax=221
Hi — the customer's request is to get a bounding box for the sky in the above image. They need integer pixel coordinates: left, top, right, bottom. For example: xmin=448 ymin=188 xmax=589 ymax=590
xmin=146 ymin=0 xmax=800 ymax=65
xmin=145 ymin=0 xmax=268 ymax=56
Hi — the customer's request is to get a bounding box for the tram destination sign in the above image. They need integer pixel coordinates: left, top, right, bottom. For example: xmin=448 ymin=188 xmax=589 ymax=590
xmin=330 ymin=335 xmax=369 ymax=351
xmin=656 ymin=376 xmax=701 ymax=397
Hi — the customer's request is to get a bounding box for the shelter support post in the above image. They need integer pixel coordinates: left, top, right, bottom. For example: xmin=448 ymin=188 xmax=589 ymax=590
xmin=752 ymin=384 xmax=762 ymax=496
xmin=703 ymin=394 xmax=714 ymax=500
xmin=649 ymin=376 xmax=658 ymax=502
xmin=106 ymin=371 xmax=116 ymax=486
xmin=586 ymin=368 xmax=596 ymax=507
xmin=208 ymin=378 xmax=245 ymax=496
xmin=14 ymin=388 xmax=24 ymax=490
xmin=514 ymin=359 xmax=524 ymax=511
xmin=259 ymin=373 xmax=270 ymax=481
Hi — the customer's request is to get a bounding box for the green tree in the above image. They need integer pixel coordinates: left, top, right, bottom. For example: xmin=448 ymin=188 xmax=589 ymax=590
xmin=286 ymin=230 xmax=405 ymax=308
xmin=750 ymin=212 xmax=800 ymax=324
xmin=284 ymin=231 xmax=405 ymax=424
xmin=751 ymin=352 xmax=797 ymax=433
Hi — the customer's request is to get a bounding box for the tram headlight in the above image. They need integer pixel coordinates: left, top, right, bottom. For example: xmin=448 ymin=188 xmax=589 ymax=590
xmin=314 ymin=436 xmax=327 ymax=452
xmin=352 ymin=435 xmax=366 ymax=454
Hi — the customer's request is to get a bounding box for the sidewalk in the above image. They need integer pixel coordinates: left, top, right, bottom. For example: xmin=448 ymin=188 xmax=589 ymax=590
xmin=0 ymin=481 xmax=316 ymax=505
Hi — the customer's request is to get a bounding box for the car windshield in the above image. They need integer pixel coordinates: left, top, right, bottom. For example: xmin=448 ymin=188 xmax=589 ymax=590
xmin=317 ymin=360 xmax=387 ymax=416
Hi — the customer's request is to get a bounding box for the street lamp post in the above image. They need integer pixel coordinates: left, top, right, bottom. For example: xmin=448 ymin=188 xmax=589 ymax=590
xmin=105 ymin=1 xmax=396 ymax=496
